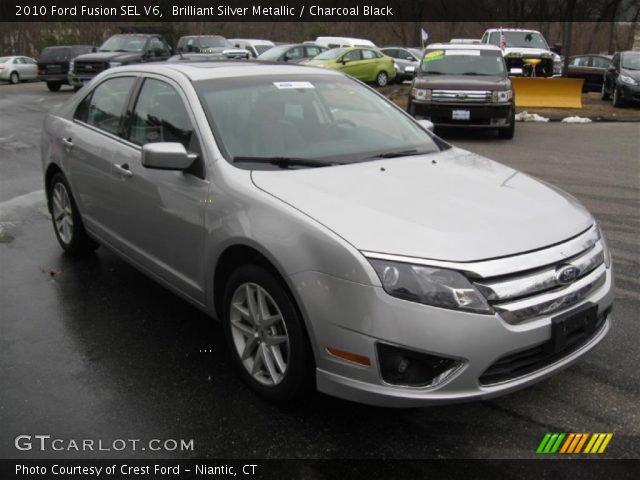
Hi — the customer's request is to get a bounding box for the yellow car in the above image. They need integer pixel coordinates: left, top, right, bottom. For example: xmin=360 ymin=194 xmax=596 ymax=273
xmin=304 ymin=47 xmax=396 ymax=86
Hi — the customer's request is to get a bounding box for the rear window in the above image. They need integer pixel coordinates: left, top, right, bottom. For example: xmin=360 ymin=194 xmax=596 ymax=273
xmin=39 ymin=47 xmax=70 ymax=62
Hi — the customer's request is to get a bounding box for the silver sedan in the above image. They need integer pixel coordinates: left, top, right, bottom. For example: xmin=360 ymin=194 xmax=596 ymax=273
xmin=41 ymin=62 xmax=613 ymax=406
xmin=0 ymin=55 xmax=38 ymax=84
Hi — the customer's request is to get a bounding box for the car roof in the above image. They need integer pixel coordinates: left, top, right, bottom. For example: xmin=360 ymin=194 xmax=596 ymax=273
xmin=110 ymin=61 xmax=342 ymax=81
xmin=229 ymin=39 xmax=275 ymax=45
xmin=426 ymin=43 xmax=502 ymax=51
xmin=484 ymin=28 xmax=542 ymax=33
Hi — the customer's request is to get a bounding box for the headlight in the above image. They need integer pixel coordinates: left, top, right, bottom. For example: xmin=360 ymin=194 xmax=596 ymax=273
xmin=369 ymin=259 xmax=493 ymax=314
xmin=596 ymin=224 xmax=612 ymax=268
xmin=69 ymin=60 xmax=74 ymax=73
xmin=620 ymin=74 xmax=638 ymax=86
xmin=411 ymin=88 xmax=431 ymax=101
xmin=109 ymin=62 xmax=122 ymax=68
xmin=492 ymin=89 xmax=513 ymax=102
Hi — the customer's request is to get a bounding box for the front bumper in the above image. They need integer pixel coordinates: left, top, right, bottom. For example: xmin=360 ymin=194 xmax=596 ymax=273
xmin=38 ymin=73 xmax=69 ymax=83
xmin=69 ymin=73 xmax=97 ymax=88
xmin=618 ymin=82 xmax=640 ymax=103
xmin=409 ymin=100 xmax=514 ymax=128
xmin=290 ymin=244 xmax=613 ymax=407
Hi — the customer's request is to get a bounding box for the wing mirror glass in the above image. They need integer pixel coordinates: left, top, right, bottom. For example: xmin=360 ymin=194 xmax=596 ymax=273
xmin=141 ymin=143 xmax=197 ymax=170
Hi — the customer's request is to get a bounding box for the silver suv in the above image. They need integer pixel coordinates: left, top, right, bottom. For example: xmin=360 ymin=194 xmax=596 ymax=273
xmin=41 ymin=62 xmax=614 ymax=406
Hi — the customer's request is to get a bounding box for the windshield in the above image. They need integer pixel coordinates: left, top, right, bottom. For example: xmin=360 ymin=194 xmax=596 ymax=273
xmin=258 ymin=45 xmax=290 ymax=60
xmin=420 ymin=49 xmax=506 ymax=76
xmin=254 ymin=45 xmax=274 ymax=56
xmin=489 ymin=31 xmax=548 ymax=50
xmin=196 ymin=74 xmax=440 ymax=168
xmin=39 ymin=47 xmax=70 ymax=62
xmin=313 ymin=48 xmax=347 ymax=60
xmin=622 ymin=52 xmax=640 ymax=70
xmin=99 ymin=35 xmax=147 ymax=53
xmin=199 ymin=36 xmax=230 ymax=48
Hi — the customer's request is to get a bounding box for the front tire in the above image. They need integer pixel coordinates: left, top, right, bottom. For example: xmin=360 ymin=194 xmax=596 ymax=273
xmin=48 ymin=172 xmax=99 ymax=254
xmin=498 ymin=110 xmax=516 ymax=139
xmin=47 ymin=81 xmax=61 ymax=92
xmin=612 ymin=85 xmax=624 ymax=107
xmin=9 ymin=71 xmax=19 ymax=84
xmin=601 ymin=80 xmax=610 ymax=100
xmin=375 ymin=71 xmax=389 ymax=87
xmin=222 ymin=264 xmax=312 ymax=403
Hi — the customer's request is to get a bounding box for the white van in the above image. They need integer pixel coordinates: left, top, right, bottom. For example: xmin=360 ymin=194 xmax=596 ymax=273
xmin=314 ymin=36 xmax=376 ymax=49
xmin=228 ymin=39 xmax=275 ymax=58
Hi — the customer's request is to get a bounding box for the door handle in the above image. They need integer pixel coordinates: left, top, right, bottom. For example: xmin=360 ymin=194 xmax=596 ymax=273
xmin=113 ymin=163 xmax=133 ymax=178
xmin=61 ymin=137 xmax=73 ymax=148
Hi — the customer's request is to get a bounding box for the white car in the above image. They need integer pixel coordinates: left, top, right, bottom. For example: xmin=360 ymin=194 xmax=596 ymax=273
xmin=228 ymin=39 xmax=275 ymax=58
xmin=0 ymin=56 xmax=38 ymax=84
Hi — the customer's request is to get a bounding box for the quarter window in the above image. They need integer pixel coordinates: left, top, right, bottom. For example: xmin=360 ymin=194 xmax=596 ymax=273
xmin=129 ymin=78 xmax=195 ymax=150
xmin=75 ymin=76 xmax=135 ymax=136
xmin=362 ymin=50 xmax=377 ymax=60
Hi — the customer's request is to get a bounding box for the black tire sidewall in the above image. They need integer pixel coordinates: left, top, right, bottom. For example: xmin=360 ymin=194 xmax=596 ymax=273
xmin=222 ymin=264 xmax=312 ymax=403
xmin=47 ymin=82 xmax=61 ymax=92
xmin=48 ymin=173 xmax=97 ymax=254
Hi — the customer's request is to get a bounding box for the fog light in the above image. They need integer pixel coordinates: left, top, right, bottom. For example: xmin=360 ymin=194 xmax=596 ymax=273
xmin=377 ymin=343 xmax=462 ymax=387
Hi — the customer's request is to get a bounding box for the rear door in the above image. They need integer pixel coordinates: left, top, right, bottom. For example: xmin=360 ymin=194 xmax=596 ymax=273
xmin=361 ymin=49 xmax=381 ymax=80
xmin=108 ymin=75 xmax=209 ymax=302
xmin=65 ymin=75 xmax=137 ymax=241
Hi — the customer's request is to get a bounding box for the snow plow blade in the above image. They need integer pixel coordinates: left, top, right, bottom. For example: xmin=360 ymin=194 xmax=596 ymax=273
xmin=511 ymin=77 xmax=584 ymax=108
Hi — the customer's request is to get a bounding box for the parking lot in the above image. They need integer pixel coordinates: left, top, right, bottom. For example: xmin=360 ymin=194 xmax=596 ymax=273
xmin=1 ymin=81 xmax=638 ymax=459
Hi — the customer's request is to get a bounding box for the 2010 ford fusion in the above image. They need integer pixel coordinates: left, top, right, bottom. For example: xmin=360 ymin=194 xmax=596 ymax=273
xmin=41 ymin=61 xmax=614 ymax=406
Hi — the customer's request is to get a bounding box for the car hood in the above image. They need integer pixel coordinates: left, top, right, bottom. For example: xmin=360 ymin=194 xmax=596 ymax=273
xmin=414 ymin=75 xmax=509 ymax=90
xmin=251 ymin=148 xmax=593 ymax=262
xmin=74 ymin=51 xmax=143 ymax=63
xmin=622 ymin=68 xmax=640 ymax=81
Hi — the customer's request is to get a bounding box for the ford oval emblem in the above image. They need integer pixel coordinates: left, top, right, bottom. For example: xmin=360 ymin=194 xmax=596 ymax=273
xmin=555 ymin=265 xmax=581 ymax=285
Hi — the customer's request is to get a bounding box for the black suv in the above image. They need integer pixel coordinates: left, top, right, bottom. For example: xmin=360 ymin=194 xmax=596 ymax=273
xmin=38 ymin=45 xmax=95 ymax=91
xmin=69 ymin=34 xmax=171 ymax=90
xmin=407 ymin=43 xmax=515 ymax=139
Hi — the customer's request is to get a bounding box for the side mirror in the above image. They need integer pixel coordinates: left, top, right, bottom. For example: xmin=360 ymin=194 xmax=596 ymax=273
xmin=283 ymin=55 xmax=290 ymax=62
xmin=340 ymin=57 xmax=348 ymax=64
xmin=417 ymin=119 xmax=434 ymax=132
xmin=552 ymin=43 xmax=562 ymax=55
xmin=141 ymin=143 xmax=197 ymax=170
xmin=407 ymin=56 xmax=416 ymax=61
xmin=91 ymin=47 xmax=98 ymax=53
xmin=607 ymin=65 xmax=616 ymax=72
xmin=509 ymin=67 xmax=524 ymax=76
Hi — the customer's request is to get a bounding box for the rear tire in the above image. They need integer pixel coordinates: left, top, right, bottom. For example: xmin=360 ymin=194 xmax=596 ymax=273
xmin=375 ymin=71 xmax=389 ymax=87
xmin=47 ymin=81 xmax=61 ymax=92
xmin=48 ymin=172 xmax=99 ymax=255
xmin=222 ymin=264 xmax=313 ymax=403
xmin=9 ymin=72 xmax=19 ymax=84
xmin=601 ymin=80 xmax=610 ymax=100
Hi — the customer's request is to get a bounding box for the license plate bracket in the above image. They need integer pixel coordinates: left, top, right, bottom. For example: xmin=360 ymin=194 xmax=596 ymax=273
xmin=550 ymin=304 xmax=597 ymax=353
xmin=452 ymin=109 xmax=470 ymax=121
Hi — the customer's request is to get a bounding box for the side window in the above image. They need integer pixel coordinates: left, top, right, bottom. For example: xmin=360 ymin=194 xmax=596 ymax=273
xmin=362 ymin=49 xmax=377 ymax=60
xmin=149 ymin=38 xmax=168 ymax=57
xmin=129 ymin=78 xmax=195 ymax=150
xmin=77 ymin=77 xmax=135 ymax=136
xmin=305 ymin=46 xmax=321 ymax=57
xmin=344 ymin=50 xmax=361 ymax=62
xmin=15 ymin=58 xmax=24 ymax=64
xmin=286 ymin=47 xmax=304 ymax=60
xmin=569 ymin=57 xmax=581 ymax=66
xmin=592 ymin=57 xmax=610 ymax=69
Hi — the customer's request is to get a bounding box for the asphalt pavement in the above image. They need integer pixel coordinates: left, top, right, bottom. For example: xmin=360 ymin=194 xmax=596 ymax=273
xmin=1 ymin=81 xmax=639 ymax=460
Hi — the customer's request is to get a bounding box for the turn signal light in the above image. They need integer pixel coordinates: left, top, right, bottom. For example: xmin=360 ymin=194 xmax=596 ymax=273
xmin=327 ymin=347 xmax=371 ymax=367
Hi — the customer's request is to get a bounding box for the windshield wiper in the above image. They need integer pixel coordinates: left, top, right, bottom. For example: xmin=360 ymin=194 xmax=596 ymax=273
xmin=462 ymin=72 xmax=494 ymax=76
xmin=367 ymin=149 xmax=431 ymax=159
xmin=233 ymin=156 xmax=340 ymax=169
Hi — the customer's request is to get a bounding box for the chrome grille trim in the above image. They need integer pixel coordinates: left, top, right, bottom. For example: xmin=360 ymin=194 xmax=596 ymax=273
xmin=432 ymin=90 xmax=492 ymax=103
xmin=493 ymin=264 xmax=607 ymax=324
xmin=362 ymin=224 xmax=598 ymax=279
xmin=474 ymin=241 xmax=604 ymax=302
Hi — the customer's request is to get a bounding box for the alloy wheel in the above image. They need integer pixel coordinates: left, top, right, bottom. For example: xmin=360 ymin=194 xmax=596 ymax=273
xmin=377 ymin=72 xmax=388 ymax=87
xmin=52 ymin=182 xmax=74 ymax=244
xmin=229 ymin=283 xmax=290 ymax=386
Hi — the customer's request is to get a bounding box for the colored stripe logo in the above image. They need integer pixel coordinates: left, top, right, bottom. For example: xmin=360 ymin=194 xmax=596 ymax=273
xmin=537 ymin=433 xmax=613 ymax=454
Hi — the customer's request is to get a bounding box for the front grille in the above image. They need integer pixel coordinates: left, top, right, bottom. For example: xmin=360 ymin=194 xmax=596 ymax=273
xmin=73 ymin=61 xmax=108 ymax=76
xmin=472 ymin=227 xmax=606 ymax=324
xmin=505 ymin=57 xmax=554 ymax=77
xmin=479 ymin=307 xmax=609 ymax=385
xmin=432 ymin=90 xmax=492 ymax=103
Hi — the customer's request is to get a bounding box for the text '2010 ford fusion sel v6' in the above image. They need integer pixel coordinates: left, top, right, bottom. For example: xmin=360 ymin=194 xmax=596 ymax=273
xmin=41 ymin=62 xmax=613 ymax=407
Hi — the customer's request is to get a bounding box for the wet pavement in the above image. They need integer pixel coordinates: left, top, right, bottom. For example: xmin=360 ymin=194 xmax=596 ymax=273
xmin=1 ymin=82 xmax=639 ymax=459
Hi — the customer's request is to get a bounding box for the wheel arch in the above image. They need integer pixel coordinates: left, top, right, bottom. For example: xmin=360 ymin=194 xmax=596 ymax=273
xmin=44 ymin=163 xmax=63 ymax=212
